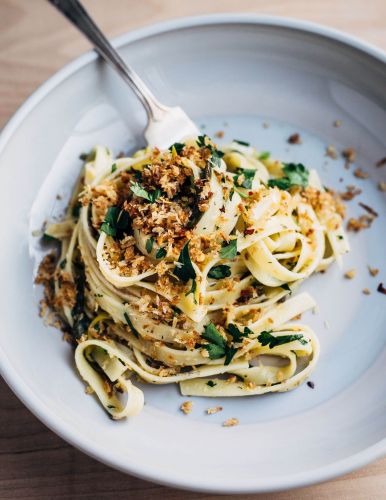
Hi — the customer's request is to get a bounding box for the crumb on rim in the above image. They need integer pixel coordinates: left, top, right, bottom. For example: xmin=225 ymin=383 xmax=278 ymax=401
xmin=344 ymin=269 xmax=356 ymax=279
xmin=378 ymin=182 xmax=386 ymax=192
xmin=207 ymin=406 xmax=223 ymax=415
xmin=214 ymin=130 xmax=224 ymax=139
xmin=376 ymin=157 xmax=386 ymax=168
xmin=180 ymin=401 xmax=193 ymax=415
xmin=340 ymin=185 xmax=361 ymax=201
xmin=342 ymin=148 xmax=356 ymax=164
xmin=362 ymin=288 xmax=371 ymax=295
xmin=353 ymin=168 xmax=369 ymax=179
xmin=325 ymin=145 xmax=338 ymax=159
xmin=223 ymin=418 xmax=239 ymax=427
xmin=288 ymin=133 xmax=302 ymax=145
xmin=368 ymin=266 xmax=379 ymax=277
xmin=333 ymin=120 xmax=342 ymax=127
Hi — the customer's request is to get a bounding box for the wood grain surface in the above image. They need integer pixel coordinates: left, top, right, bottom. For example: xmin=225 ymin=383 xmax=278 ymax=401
xmin=1 ymin=1 xmax=386 ymax=498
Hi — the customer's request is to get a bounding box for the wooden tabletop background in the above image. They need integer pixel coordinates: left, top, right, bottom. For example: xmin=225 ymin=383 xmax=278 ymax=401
xmin=1 ymin=0 xmax=386 ymax=498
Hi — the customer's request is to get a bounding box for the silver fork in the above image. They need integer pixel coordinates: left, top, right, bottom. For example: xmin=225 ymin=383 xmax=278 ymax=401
xmin=48 ymin=0 xmax=199 ymax=149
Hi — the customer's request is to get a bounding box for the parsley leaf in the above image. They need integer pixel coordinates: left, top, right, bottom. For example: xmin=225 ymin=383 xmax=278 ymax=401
xmin=233 ymin=139 xmax=250 ymax=146
xmin=111 ymin=163 xmax=117 ymax=173
xmin=208 ymin=265 xmax=231 ymax=279
xmin=124 ymin=312 xmax=139 ymax=338
xmin=224 ymin=346 xmax=238 ymax=365
xmin=268 ymin=163 xmax=309 ymax=190
xmin=145 ymin=237 xmax=154 ymax=254
xmin=219 ymin=239 xmax=238 ymax=260
xmin=174 ymin=241 xmax=196 ymax=283
xmin=233 ymin=169 xmax=256 ymax=189
xmin=59 ymin=259 xmax=67 ymax=270
xmin=130 ymin=182 xmax=161 ymax=203
xmin=185 ymin=278 xmax=197 ymax=304
xmin=227 ymin=323 xmax=253 ymax=343
xmin=280 ymin=283 xmax=291 ymax=292
xmin=196 ymin=135 xmax=224 ymax=168
xmin=169 ymin=142 xmax=185 ymax=155
xmin=206 ymin=380 xmax=217 ymax=387
xmin=202 ymin=323 xmax=226 ymax=348
xmin=206 ymin=343 xmax=226 ymax=359
xmin=155 ymin=247 xmax=167 ymax=259
xmin=100 ymin=207 xmax=130 ymax=238
xmin=71 ymin=202 xmax=81 ymax=218
xmin=196 ymin=135 xmax=208 ymax=148
xmin=259 ymin=151 xmax=270 ymax=160
xmin=257 ymin=330 xmax=308 ymax=348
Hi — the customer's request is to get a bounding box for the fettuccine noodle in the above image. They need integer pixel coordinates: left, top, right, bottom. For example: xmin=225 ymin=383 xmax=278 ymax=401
xmin=36 ymin=136 xmax=348 ymax=419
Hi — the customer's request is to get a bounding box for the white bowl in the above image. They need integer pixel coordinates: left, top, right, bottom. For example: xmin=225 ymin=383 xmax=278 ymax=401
xmin=1 ymin=15 xmax=386 ymax=493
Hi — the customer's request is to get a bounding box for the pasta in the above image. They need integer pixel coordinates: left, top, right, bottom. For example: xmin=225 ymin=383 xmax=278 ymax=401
xmin=36 ymin=136 xmax=349 ymax=419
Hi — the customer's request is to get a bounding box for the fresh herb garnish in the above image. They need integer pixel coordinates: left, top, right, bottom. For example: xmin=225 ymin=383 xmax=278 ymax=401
xmin=280 ymin=283 xmax=291 ymax=293
xmin=71 ymin=263 xmax=90 ymax=341
xmin=259 ymin=151 xmax=270 ymax=160
xmin=100 ymin=206 xmax=130 ymax=238
xmin=233 ymin=139 xmax=250 ymax=147
xmin=219 ymin=239 xmax=238 ymax=260
xmin=59 ymin=259 xmax=67 ymax=270
xmin=202 ymin=323 xmax=238 ymax=365
xmin=169 ymin=142 xmax=185 ymax=155
xmin=145 ymin=237 xmax=154 ymax=254
xmin=227 ymin=323 xmax=253 ymax=343
xmin=233 ymin=169 xmax=256 ymax=189
xmin=79 ymin=150 xmax=95 ymax=162
xmin=196 ymin=135 xmax=224 ymax=168
xmin=107 ymin=405 xmax=116 ymax=409
xmin=42 ymin=233 xmax=58 ymax=243
xmin=258 ymin=330 xmax=308 ymax=348
xmin=208 ymin=265 xmax=231 ymax=279
xmin=123 ymin=312 xmax=139 ymax=338
xmin=155 ymin=247 xmax=167 ymax=259
xmin=268 ymin=163 xmax=309 ymax=190
xmin=174 ymin=241 xmax=196 ymax=282
xmin=196 ymin=135 xmax=208 ymax=148
xmin=130 ymin=182 xmax=161 ymax=203
xmin=185 ymin=278 xmax=197 ymax=304
xmin=111 ymin=163 xmax=117 ymax=173
xmin=206 ymin=380 xmax=217 ymax=387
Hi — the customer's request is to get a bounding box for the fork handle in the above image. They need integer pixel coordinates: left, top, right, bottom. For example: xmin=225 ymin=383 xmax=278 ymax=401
xmin=48 ymin=0 xmax=168 ymax=121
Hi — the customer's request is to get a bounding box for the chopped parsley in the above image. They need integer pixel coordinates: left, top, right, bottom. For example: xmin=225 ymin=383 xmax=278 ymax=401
xmin=258 ymin=330 xmax=308 ymax=348
xmin=268 ymin=163 xmax=309 ymax=190
xmin=280 ymin=283 xmax=291 ymax=293
xmin=100 ymin=206 xmax=130 ymax=238
xmin=42 ymin=233 xmax=58 ymax=243
xmin=202 ymin=323 xmax=238 ymax=365
xmin=233 ymin=139 xmax=250 ymax=146
xmin=130 ymin=182 xmax=161 ymax=203
xmin=59 ymin=259 xmax=67 ymax=270
xmin=123 ymin=312 xmax=139 ymax=338
xmin=259 ymin=151 xmax=270 ymax=160
xmin=145 ymin=237 xmax=154 ymax=254
xmin=169 ymin=142 xmax=185 ymax=155
xmin=155 ymin=247 xmax=167 ymax=259
xmin=206 ymin=380 xmax=217 ymax=387
xmin=174 ymin=241 xmax=196 ymax=283
xmin=196 ymin=135 xmax=224 ymax=169
xmin=107 ymin=405 xmax=116 ymax=409
xmin=233 ymin=169 xmax=256 ymax=189
xmin=111 ymin=163 xmax=117 ymax=173
xmin=185 ymin=278 xmax=197 ymax=304
xmin=227 ymin=323 xmax=253 ymax=343
xmin=219 ymin=239 xmax=238 ymax=260
xmin=71 ymin=202 xmax=81 ymax=218
xmin=208 ymin=265 xmax=231 ymax=279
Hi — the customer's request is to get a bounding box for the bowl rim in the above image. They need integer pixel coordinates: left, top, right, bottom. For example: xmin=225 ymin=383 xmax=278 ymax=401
xmin=1 ymin=14 xmax=386 ymax=493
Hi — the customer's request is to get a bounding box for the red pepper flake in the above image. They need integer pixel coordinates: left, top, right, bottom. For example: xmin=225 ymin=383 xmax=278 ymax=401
xmin=219 ymin=206 xmax=226 ymax=213
xmin=358 ymin=202 xmax=378 ymax=217
xmin=376 ymin=157 xmax=386 ymax=168
xmin=288 ymin=133 xmax=302 ymax=144
xmin=244 ymin=228 xmax=255 ymax=235
xmin=377 ymin=283 xmax=386 ymax=295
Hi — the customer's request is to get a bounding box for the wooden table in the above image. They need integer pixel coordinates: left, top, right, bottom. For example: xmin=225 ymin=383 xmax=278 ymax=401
xmin=1 ymin=1 xmax=386 ymax=498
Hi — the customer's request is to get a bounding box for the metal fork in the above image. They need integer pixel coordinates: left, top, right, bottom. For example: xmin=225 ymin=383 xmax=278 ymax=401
xmin=48 ymin=0 xmax=199 ymax=149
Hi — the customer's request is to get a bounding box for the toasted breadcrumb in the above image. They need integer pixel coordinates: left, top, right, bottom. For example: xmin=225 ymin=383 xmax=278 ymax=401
xmin=344 ymin=269 xmax=356 ymax=279
xmin=288 ymin=133 xmax=302 ymax=145
xmin=333 ymin=120 xmax=342 ymax=127
xmin=340 ymin=185 xmax=361 ymax=201
xmin=325 ymin=145 xmax=338 ymax=159
xmin=378 ymin=182 xmax=386 ymax=192
xmin=362 ymin=288 xmax=371 ymax=295
xmin=207 ymin=406 xmax=223 ymax=415
xmin=215 ymin=130 xmax=224 ymax=138
xmin=376 ymin=157 xmax=386 ymax=168
xmin=368 ymin=266 xmax=379 ymax=277
xmin=347 ymin=215 xmax=374 ymax=232
xmin=353 ymin=168 xmax=369 ymax=179
xmin=180 ymin=401 xmax=193 ymax=415
xmin=342 ymin=148 xmax=356 ymax=164
xmin=223 ymin=418 xmax=239 ymax=427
